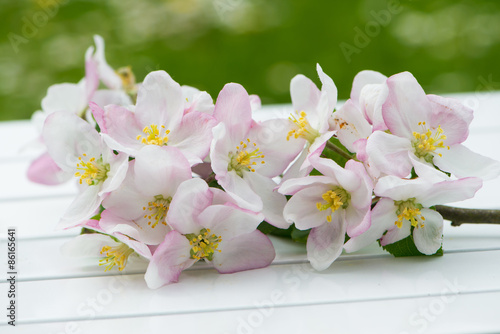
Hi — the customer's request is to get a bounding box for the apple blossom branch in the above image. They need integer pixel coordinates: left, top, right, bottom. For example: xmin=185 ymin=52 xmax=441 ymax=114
xmin=435 ymin=205 xmax=500 ymax=227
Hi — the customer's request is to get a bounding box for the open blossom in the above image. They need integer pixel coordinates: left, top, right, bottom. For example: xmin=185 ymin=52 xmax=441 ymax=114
xmin=100 ymin=145 xmax=192 ymax=245
xmin=92 ymin=70 xmax=216 ymax=165
xmin=366 ymin=71 xmax=500 ymax=180
xmin=279 ymin=156 xmax=373 ymax=270
xmin=27 ymin=35 xmax=131 ymax=186
xmin=282 ymin=64 xmax=338 ymax=179
xmin=210 ymin=83 xmax=303 ymax=228
xmin=144 ymin=178 xmax=273 ymax=289
xmin=345 ymin=165 xmax=483 ymax=255
xmin=61 ymin=220 xmax=152 ymax=272
xmin=43 ymin=111 xmax=129 ymax=229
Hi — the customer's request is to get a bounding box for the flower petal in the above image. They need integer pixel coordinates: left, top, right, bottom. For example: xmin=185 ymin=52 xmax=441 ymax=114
xmin=331 ymin=100 xmax=372 ymax=152
xmin=344 ymin=198 xmax=397 ymax=252
xmin=135 ymin=71 xmax=184 ymax=130
xmin=134 ymin=145 xmax=192 ymax=197
xmin=144 ymin=231 xmax=196 ymax=289
xmin=244 ymin=172 xmax=290 ymax=228
xmin=213 ymin=83 xmax=252 ymax=139
xmin=212 ymin=231 xmax=275 ymax=274
xmin=434 ymin=144 xmax=500 ymax=180
xmin=382 ymin=72 xmax=432 ymax=137
xmin=366 ymin=131 xmax=413 ymax=178
xmin=167 ymin=178 xmax=213 ymax=234
xmin=27 ymin=152 xmax=72 ymax=185
xmin=201 ymin=204 xmax=263 ymax=240
xmin=57 ymin=186 xmax=101 ymax=229
xmin=307 ymin=212 xmax=346 ymax=271
xmin=283 ymin=184 xmax=332 ymax=230
xmin=380 ymin=220 xmax=411 ymax=246
xmin=413 ymin=208 xmax=443 ymax=255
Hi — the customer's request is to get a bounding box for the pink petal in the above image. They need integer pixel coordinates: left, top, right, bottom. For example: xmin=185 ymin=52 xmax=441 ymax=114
xmin=248 ymin=119 xmax=304 ymax=178
xmin=279 ymin=175 xmax=334 ymax=196
xmin=84 ymin=47 xmax=99 ymax=102
xmin=212 ymin=231 xmax=275 ymax=274
xmin=344 ymin=198 xmax=397 ymax=252
xmin=290 ymin=74 xmax=321 ymax=118
xmin=201 ymin=204 xmax=263 ymax=240
xmin=316 ymin=63 xmax=338 ymax=114
xmin=218 ymin=170 xmax=263 ymax=213
xmin=242 ymin=172 xmax=288 ymax=228
xmin=380 ymin=220 xmax=411 ymax=246
xmin=27 ymin=152 xmax=71 ymax=185
xmin=93 ymin=35 xmax=122 ymax=90
xmin=374 ymin=175 xmax=431 ymax=201
xmin=427 ymin=95 xmax=472 ymax=145
xmin=382 ymin=72 xmax=432 ymax=138
xmin=144 ymin=231 xmax=196 ymax=289
xmin=57 ymin=186 xmax=101 ymax=229
xmin=345 ymin=205 xmax=371 ymax=238
xmin=331 ymin=100 xmax=372 ymax=152
xmin=413 ymin=209 xmax=443 ymax=255
xmin=43 ymin=112 xmax=101 ymax=172
xmin=213 ymin=83 xmax=252 ymax=139
xmin=167 ymin=178 xmax=213 ymax=234
xmin=306 ymin=212 xmax=346 ymax=271
xmin=283 ymin=184 xmax=332 ymax=230
xmin=350 ymin=70 xmax=387 ymax=102
xmin=418 ymin=177 xmax=482 ymax=207
xmin=365 ymin=131 xmax=413 ymax=178
xmin=168 ymin=111 xmax=217 ymax=164
xmin=135 ymin=71 xmax=184 ymax=130
xmin=134 ymin=145 xmax=192 ymax=197
xmin=309 ymin=155 xmax=359 ymax=192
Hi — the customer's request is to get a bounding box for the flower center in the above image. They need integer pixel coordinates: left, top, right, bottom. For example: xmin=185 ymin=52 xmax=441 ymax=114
xmin=186 ymin=228 xmax=222 ymax=261
xmin=412 ymin=122 xmax=449 ymax=162
xmin=74 ymin=154 xmax=109 ymax=186
xmin=228 ymin=138 xmax=266 ymax=177
xmin=394 ymin=198 xmax=425 ymax=229
xmin=316 ymin=187 xmax=350 ymax=222
xmin=287 ymin=111 xmax=320 ymax=144
xmin=136 ymin=124 xmax=170 ymax=146
xmin=99 ymin=243 xmax=134 ymax=271
xmin=142 ymin=195 xmax=172 ymax=228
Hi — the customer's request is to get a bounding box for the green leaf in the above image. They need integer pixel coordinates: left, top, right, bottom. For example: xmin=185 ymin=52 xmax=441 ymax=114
xmin=381 ymin=231 xmax=443 ymax=257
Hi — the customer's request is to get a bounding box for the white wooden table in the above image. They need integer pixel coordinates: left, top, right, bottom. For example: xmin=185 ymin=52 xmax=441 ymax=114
xmin=1 ymin=92 xmax=500 ymax=334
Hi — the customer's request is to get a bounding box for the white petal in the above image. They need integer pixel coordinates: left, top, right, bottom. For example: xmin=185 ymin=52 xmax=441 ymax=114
xmin=283 ymin=184 xmax=332 ymax=230
xmin=366 ymin=131 xmax=413 ymax=178
xmin=413 ymin=209 xmax=443 ymax=255
xmin=307 ymin=212 xmax=346 ymax=271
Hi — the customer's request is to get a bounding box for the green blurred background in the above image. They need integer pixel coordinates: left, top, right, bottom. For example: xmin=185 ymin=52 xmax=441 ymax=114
xmin=1 ymin=0 xmax=500 ymax=121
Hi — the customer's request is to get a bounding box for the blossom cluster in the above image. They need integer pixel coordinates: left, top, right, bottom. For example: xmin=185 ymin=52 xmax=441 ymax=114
xmin=28 ymin=36 xmax=500 ymax=288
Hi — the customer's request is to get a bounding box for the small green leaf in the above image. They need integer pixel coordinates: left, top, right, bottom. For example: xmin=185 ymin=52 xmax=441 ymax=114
xmin=323 ymin=137 xmax=350 ymax=167
xmin=381 ymin=231 xmax=443 ymax=257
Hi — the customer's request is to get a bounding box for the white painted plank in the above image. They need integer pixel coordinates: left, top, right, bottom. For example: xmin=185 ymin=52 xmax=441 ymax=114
xmin=0 ymin=161 xmax=77 ymax=201
xmin=2 ymin=290 xmax=499 ymax=334
xmin=2 ymin=249 xmax=499 ymax=325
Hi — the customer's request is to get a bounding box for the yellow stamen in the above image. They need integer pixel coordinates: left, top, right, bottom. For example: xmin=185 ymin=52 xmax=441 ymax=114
xmin=74 ymin=155 xmax=109 ymax=186
xmin=228 ymin=138 xmax=266 ymax=176
xmin=316 ymin=187 xmax=350 ymax=223
xmin=412 ymin=124 xmax=449 ymax=163
xmin=142 ymin=195 xmax=171 ymax=228
xmin=137 ymin=124 xmax=170 ymax=146
xmin=394 ymin=199 xmax=425 ymax=229
xmin=186 ymin=228 xmax=222 ymax=261
xmin=287 ymin=110 xmax=320 ymax=143
xmin=99 ymin=243 xmax=134 ymax=271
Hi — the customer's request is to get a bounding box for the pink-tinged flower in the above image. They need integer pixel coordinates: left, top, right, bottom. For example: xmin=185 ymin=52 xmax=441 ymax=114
xmin=345 ymin=168 xmax=483 ymax=255
xmin=27 ymin=37 xmax=131 ymax=186
xmin=278 ymin=156 xmax=373 ymax=270
xmin=366 ymin=72 xmax=500 ymax=179
xmin=100 ymin=145 xmax=192 ymax=245
xmin=329 ymin=70 xmax=387 ymax=153
xmin=61 ymin=229 xmax=152 ymax=272
xmin=92 ymin=70 xmax=216 ymax=165
xmin=283 ymin=64 xmax=338 ymax=179
xmin=144 ymin=178 xmax=273 ymax=289
xmin=210 ymin=83 xmax=303 ymax=228
xmin=42 ymin=112 xmax=129 ymax=229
